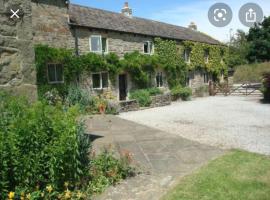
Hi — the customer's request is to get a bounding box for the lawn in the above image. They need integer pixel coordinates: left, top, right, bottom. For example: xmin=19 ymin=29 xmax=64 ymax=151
xmin=162 ymin=150 xmax=270 ymax=200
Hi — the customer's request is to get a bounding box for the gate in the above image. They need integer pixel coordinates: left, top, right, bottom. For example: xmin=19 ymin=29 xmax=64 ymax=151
xmin=212 ymin=82 xmax=262 ymax=96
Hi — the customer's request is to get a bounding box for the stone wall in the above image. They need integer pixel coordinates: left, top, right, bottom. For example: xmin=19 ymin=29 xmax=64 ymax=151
xmin=75 ymin=27 xmax=154 ymax=57
xmin=119 ymin=99 xmax=140 ymax=112
xmin=150 ymin=93 xmax=171 ymax=108
xmin=0 ymin=0 xmax=37 ymax=100
xmin=31 ymin=0 xmax=75 ymax=49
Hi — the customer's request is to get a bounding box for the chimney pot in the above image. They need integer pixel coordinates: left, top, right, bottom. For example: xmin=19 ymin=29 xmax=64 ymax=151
xmin=121 ymin=2 xmax=132 ymax=17
xmin=188 ymin=22 xmax=197 ymax=31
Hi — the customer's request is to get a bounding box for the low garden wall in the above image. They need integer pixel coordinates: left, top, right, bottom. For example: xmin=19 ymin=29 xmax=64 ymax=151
xmin=119 ymin=100 xmax=140 ymax=112
xmin=150 ymin=93 xmax=171 ymax=107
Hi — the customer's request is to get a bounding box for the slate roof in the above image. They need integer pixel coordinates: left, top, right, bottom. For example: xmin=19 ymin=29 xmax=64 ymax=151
xmin=69 ymin=4 xmax=221 ymax=45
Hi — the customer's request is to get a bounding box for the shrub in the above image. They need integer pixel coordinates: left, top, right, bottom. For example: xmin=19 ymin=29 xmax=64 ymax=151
xmin=86 ymin=150 xmax=135 ymax=195
xmin=146 ymin=87 xmax=163 ymax=96
xmin=194 ymin=86 xmax=209 ymax=97
xmin=171 ymin=86 xmax=192 ymax=101
xmin=233 ymin=62 xmax=270 ymax=83
xmin=129 ymin=89 xmax=151 ymax=107
xmin=262 ymin=72 xmax=270 ymax=101
xmin=0 ymin=92 xmax=91 ymax=198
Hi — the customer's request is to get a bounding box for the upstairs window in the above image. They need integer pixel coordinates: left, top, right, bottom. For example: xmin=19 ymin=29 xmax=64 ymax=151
xmin=144 ymin=41 xmax=154 ymax=54
xmin=204 ymin=49 xmax=209 ymax=63
xmin=156 ymin=72 xmax=163 ymax=87
xmin=184 ymin=49 xmax=191 ymax=63
xmin=47 ymin=63 xmax=64 ymax=84
xmin=92 ymin=72 xmax=109 ymax=89
xmin=90 ymin=35 xmax=108 ymax=53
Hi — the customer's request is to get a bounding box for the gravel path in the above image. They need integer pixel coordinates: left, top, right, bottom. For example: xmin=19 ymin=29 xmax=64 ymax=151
xmin=120 ymin=96 xmax=270 ymax=155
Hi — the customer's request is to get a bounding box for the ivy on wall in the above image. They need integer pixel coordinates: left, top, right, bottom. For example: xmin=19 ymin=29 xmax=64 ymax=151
xmin=183 ymin=41 xmax=228 ymax=76
xmin=154 ymin=38 xmax=187 ymax=88
xmin=35 ymin=39 xmax=229 ymax=98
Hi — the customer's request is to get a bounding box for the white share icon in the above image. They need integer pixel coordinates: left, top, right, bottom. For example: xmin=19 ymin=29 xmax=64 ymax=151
xmin=10 ymin=9 xmax=20 ymax=19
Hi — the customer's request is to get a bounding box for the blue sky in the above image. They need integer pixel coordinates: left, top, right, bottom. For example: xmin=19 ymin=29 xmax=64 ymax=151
xmin=71 ymin=0 xmax=270 ymax=42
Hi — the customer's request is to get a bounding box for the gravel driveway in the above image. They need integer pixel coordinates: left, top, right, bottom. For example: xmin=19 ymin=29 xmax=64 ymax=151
xmin=120 ymin=96 xmax=270 ymax=155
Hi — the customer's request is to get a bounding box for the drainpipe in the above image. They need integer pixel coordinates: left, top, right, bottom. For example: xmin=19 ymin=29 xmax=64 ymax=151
xmin=74 ymin=27 xmax=80 ymax=83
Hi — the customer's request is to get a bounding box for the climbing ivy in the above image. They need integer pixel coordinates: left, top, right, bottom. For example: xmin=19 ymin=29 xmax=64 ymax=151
xmin=154 ymin=38 xmax=187 ymax=88
xmin=183 ymin=41 xmax=228 ymax=76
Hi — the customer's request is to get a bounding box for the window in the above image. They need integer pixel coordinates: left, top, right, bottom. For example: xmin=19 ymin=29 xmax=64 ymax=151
xmin=204 ymin=49 xmax=209 ymax=63
xmin=144 ymin=41 xmax=154 ymax=54
xmin=92 ymin=72 xmax=109 ymax=89
xmin=184 ymin=49 xmax=191 ymax=63
xmin=47 ymin=63 xmax=64 ymax=84
xmin=204 ymin=73 xmax=209 ymax=83
xmin=90 ymin=35 xmax=108 ymax=53
xmin=156 ymin=72 xmax=163 ymax=87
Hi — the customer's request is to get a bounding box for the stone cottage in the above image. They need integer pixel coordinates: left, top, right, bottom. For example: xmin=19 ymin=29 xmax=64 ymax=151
xmin=1 ymin=0 xmax=224 ymax=101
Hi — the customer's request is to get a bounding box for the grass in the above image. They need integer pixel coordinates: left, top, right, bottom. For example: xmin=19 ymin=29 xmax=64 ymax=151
xmin=233 ymin=62 xmax=270 ymax=83
xmin=162 ymin=150 xmax=270 ymax=200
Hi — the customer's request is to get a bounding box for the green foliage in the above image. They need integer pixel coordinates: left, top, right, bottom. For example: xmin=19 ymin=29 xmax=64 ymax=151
xmin=226 ymin=30 xmax=249 ymax=68
xmin=194 ymin=85 xmax=209 ymax=97
xmin=0 ymin=92 xmax=90 ymax=198
xmin=121 ymin=51 xmax=160 ymax=88
xmin=262 ymin=72 xmax=270 ymax=101
xmin=129 ymin=87 xmax=162 ymax=107
xmin=35 ymin=45 xmax=121 ymax=98
xmin=146 ymin=87 xmax=163 ymax=96
xmin=171 ymin=86 xmax=192 ymax=101
xmin=129 ymin=89 xmax=152 ymax=107
xmin=155 ymin=38 xmax=188 ymax=88
xmin=183 ymin=41 xmax=228 ymax=77
xmin=87 ymin=151 xmax=135 ymax=194
xmin=233 ymin=62 xmax=270 ymax=83
xmin=247 ymin=16 xmax=270 ymax=63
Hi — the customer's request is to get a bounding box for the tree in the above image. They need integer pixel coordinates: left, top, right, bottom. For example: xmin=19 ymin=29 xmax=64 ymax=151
xmin=226 ymin=30 xmax=249 ymax=68
xmin=247 ymin=16 xmax=270 ymax=63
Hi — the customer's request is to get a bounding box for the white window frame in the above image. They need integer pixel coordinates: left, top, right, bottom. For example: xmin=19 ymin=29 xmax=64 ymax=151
xmin=47 ymin=63 xmax=64 ymax=84
xmin=184 ymin=49 xmax=191 ymax=64
xmin=90 ymin=35 xmax=108 ymax=53
xmin=143 ymin=41 xmax=154 ymax=55
xmin=156 ymin=72 xmax=163 ymax=88
xmin=91 ymin=71 xmax=109 ymax=90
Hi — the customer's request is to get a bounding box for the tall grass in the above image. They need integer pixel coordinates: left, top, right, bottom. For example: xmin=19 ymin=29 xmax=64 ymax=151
xmin=233 ymin=62 xmax=270 ymax=83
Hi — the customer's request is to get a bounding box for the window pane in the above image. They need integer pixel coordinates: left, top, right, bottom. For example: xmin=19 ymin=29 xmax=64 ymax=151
xmin=144 ymin=42 xmax=149 ymax=53
xmin=149 ymin=42 xmax=153 ymax=54
xmin=55 ymin=64 xmax=63 ymax=82
xmin=48 ymin=64 xmax=56 ymax=82
xmin=102 ymin=72 xmax=108 ymax=88
xmin=91 ymin=36 xmax=101 ymax=52
xmin=102 ymin=38 xmax=107 ymax=52
xmin=92 ymin=73 xmax=101 ymax=88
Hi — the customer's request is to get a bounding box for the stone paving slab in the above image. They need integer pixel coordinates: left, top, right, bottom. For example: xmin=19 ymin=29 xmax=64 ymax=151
xmin=84 ymin=115 xmax=225 ymax=200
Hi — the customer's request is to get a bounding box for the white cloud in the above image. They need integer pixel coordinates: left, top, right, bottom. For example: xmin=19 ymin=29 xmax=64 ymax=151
xmin=149 ymin=0 xmax=270 ymax=42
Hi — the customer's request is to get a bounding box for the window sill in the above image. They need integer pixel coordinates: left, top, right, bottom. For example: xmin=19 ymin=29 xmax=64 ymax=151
xmin=48 ymin=81 xmax=64 ymax=84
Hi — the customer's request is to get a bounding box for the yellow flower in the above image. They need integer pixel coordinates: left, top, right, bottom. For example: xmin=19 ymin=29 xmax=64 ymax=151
xmin=46 ymin=185 xmax=53 ymax=193
xmin=8 ymin=192 xmax=15 ymax=199
xmin=76 ymin=191 xmax=84 ymax=199
xmin=26 ymin=193 xmax=31 ymax=200
xmin=64 ymin=189 xmax=71 ymax=199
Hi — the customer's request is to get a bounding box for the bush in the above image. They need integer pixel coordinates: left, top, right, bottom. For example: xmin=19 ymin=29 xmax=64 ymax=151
xmin=194 ymin=86 xmax=209 ymax=97
xmin=171 ymin=86 xmax=192 ymax=101
xmin=262 ymin=72 xmax=270 ymax=101
xmin=0 ymin=92 xmax=91 ymax=198
xmin=129 ymin=89 xmax=152 ymax=107
xmin=145 ymin=87 xmax=163 ymax=96
xmin=86 ymin=150 xmax=135 ymax=194
xmin=233 ymin=62 xmax=270 ymax=83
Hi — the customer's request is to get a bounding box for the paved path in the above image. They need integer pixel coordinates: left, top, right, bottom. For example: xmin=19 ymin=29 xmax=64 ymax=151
xmin=120 ymin=96 xmax=270 ymax=155
xmin=85 ymin=115 xmax=224 ymax=200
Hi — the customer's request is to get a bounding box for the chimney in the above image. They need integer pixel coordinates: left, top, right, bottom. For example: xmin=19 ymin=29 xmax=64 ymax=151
xmin=121 ymin=2 xmax=132 ymax=17
xmin=188 ymin=22 xmax=197 ymax=31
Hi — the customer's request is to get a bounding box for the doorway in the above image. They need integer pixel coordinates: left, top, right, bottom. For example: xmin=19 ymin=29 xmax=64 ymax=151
xmin=119 ymin=74 xmax=127 ymax=101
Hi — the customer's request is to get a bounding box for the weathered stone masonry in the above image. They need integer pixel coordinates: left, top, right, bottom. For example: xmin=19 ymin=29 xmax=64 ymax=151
xmin=0 ymin=0 xmax=37 ymax=100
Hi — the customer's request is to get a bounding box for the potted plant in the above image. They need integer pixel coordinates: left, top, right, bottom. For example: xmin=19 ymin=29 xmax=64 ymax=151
xmin=97 ymin=99 xmax=107 ymax=114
